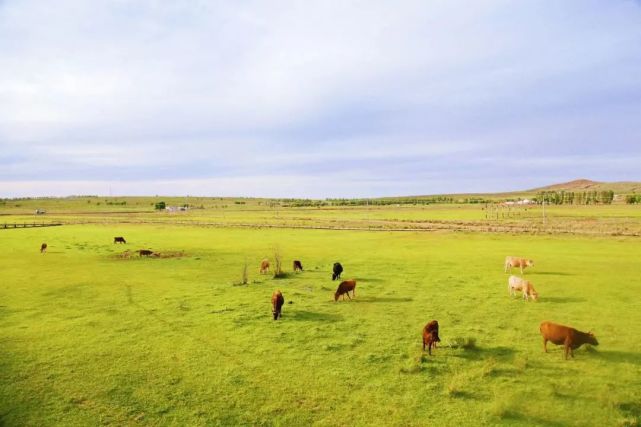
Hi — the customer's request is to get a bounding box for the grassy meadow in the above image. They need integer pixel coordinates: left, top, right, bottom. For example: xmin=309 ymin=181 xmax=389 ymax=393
xmin=1 ymin=201 xmax=641 ymax=426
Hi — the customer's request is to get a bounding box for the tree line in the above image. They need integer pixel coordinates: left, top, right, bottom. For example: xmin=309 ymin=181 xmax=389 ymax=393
xmin=535 ymin=190 xmax=615 ymax=205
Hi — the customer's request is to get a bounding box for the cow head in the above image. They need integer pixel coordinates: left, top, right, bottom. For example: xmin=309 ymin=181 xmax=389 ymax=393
xmin=527 ymin=259 xmax=534 ymax=267
xmin=530 ymin=290 xmax=539 ymax=301
xmin=272 ymin=308 xmax=280 ymax=320
xmin=334 ymin=291 xmax=341 ymax=302
xmin=587 ymin=332 xmax=599 ymax=346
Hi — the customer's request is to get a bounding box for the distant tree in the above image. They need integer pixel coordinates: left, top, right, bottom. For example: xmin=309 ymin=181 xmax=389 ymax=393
xmin=155 ymin=201 xmax=166 ymax=210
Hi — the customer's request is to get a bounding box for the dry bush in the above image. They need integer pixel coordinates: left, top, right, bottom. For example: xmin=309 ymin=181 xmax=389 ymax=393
xmin=273 ymin=246 xmax=284 ymax=278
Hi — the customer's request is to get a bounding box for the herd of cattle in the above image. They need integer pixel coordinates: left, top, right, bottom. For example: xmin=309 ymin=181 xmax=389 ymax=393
xmin=38 ymin=239 xmax=598 ymax=360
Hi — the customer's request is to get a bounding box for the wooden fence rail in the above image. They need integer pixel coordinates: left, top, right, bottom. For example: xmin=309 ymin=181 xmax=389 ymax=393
xmin=1 ymin=222 xmax=63 ymax=230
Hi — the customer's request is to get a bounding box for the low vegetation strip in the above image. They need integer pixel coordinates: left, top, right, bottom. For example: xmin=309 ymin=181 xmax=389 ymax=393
xmin=5 ymin=216 xmax=639 ymax=237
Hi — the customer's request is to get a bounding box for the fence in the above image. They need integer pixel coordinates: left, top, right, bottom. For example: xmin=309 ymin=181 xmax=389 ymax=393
xmin=1 ymin=222 xmax=63 ymax=229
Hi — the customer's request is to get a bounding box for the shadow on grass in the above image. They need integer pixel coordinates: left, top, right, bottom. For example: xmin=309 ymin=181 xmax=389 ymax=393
xmin=592 ymin=350 xmax=641 ymax=365
xmin=450 ymin=345 xmax=516 ymax=361
xmin=351 ymin=296 xmax=413 ymax=303
xmin=499 ymin=411 xmax=567 ymax=427
xmin=541 ymin=296 xmax=586 ymax=304
xmin=529 ymin=271 xmax=573 ymax=276
xmin=287 ymin=310 xmax=343 ymax=322
xmin=355 ymin=277 xmax=386 ymax=283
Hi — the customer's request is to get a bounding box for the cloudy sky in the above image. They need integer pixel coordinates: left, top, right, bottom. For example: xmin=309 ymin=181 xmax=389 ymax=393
xmin=1 ymin=1 xmax=640 ymax=198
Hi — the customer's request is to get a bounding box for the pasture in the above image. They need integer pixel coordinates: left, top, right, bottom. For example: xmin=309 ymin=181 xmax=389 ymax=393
xmin=1 ymin=210 xmax=641 ymax=425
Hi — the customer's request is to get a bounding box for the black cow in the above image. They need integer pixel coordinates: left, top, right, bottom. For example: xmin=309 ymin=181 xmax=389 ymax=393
xmin=332 ymin=262 xmax=343 ymax=281
xmin=114 ymin=236 xmax=127 ymax=244
xmin=293 ymin=260 xmax=303 ymax=272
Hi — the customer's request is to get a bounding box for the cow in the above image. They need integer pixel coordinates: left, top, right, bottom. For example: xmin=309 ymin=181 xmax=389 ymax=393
xmin=334 ymin=279 xmax=356 ymax=301
xmin=293 ymin=260 xmax=303 ymax=272
xmin=504 ymin=256 xmax=534 ymax=274
xmin=260 ymin=259 xmax=270 ymax=274
xmin=138 ymin=249 xmax=154 ymax=257
xmin=271 ymin=290 xmax=285 ymax=320
xmin=40 ymin=243 xmax=47 ymax=254
xmin=114 ymin=236 xmax=126 ymax=244
xmin=332 ymin=262 xmax=343 ymax=281
xmin=540 ymin=321 xmax=598 ymax=359
xmin=422 ymin=320 xmax=441 ymax=355
xmin=508 ymin=275 xmax=539 ymax=301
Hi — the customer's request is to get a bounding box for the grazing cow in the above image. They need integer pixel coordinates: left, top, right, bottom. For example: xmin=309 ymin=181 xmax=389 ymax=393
xmin=540 ymin=321 xmax=598 ymax=359
xmin=508 ymin=275 xmax=539 ymax=301
xmin=422 ymin=320 xmax=441 ymax=355
xmin=138 ymin=249 xmax=154 ymax=257
xmin=260 ymin=259 xmax=270 ymax=274
xmin=293 ymin=260 xmax=303 ymax=272
xmin=271 ymin=290 xmax=285 ymax=320
xmin=114 ymin=236 xmax=126 ymax=244
xmin=40 ymin=243 xmax=47 ymax=254
xmin=332 ymin=262 xmax=343 ymax=281
xmin=504 ymin=256 xmax=534 ymax=274
xmin=334 ymin=279 xmax=356 ymax=301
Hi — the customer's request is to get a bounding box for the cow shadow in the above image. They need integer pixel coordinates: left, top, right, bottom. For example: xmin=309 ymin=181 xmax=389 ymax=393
xmin=540 ymin=296 xmax=585 ymax=304
xmin=591 ymin=350 xmax=641 ymax=365
xmin=529 ymin=271 xmax=573 ymax=276
xmin=287 ymin=310 xmax=343 ymax=322
xmin=355 ymin=277 xmax=385 ymax=283
xmin=351 ymin=296 xmax=413 ymax=303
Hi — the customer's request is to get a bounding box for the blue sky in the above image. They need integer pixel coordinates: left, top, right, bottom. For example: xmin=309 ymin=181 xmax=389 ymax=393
xmin=1 ymin=0 xmax=640 ymax=198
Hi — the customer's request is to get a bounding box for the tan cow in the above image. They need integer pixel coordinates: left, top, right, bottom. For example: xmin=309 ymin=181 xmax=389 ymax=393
xmin=504 ymin=256 xmax=534 ymax=274
xmin=508 ymin=275 xmax=538 ymax=301
xmin=260 ymin=259 xmax=270 ymax=274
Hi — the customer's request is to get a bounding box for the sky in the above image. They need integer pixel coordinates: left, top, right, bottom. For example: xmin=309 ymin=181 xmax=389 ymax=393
xmin=1 ymin=0 xmax=640 ymax=198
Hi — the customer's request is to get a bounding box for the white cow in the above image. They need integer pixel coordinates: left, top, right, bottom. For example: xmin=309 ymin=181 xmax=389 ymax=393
xmin=508 ymin=275 xmax=539 ymax=301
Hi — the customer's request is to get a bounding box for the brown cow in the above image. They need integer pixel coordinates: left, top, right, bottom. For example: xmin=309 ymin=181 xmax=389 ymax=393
xmin=293 ymin=260 xmax=303 ymax=272
xmin=260 ymin=259 xmax=270 ymax=274
xmin=505 ymin=256 xmax=534 ymax=274
xmin=138 ymin=249 xmax=154 ymax=257
xmin=422 ymin=320 xmax=441 ymax=355
xmin=114 ymin=236 xmax=126 ymax=244
xmin=334 ymin=279 xmax=356 ymax=301
xmin=40 ymin=243 xmax=47 ymax=254
xmin=540 ymin=321 xmax=598 ymax=359
xmin=271 ymin=290 xmax=284 ymax=320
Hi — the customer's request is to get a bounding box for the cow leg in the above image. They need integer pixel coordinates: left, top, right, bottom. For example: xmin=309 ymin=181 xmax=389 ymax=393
xmin=428 ymin=342 xmax=433 ymax=356
xmin=423 ymin=339 xmax=426 ymax=352
xmin=346 ymin=293 xmax=352 ymax=300
xmin=564 ymin=339 xmax=571 ymax=360
xmin=543 ymin=338 xmax=548 ymax=353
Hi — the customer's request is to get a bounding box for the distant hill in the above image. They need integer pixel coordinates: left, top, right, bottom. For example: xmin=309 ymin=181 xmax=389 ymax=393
xmin=530 ymin=179 xmax=641 ymax=193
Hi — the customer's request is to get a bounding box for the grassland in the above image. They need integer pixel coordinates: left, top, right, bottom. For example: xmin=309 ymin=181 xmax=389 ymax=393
xmin=1 ymin=200 xmax=641 ymax=426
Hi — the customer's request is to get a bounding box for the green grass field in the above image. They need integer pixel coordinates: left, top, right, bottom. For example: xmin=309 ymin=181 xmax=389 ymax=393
xmin=2 ymin=213 xmax=641 ymax=426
